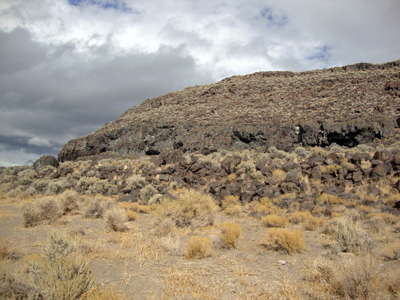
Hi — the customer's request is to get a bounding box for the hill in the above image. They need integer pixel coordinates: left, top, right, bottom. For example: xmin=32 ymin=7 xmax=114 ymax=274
xmin=59 ymin=60 xmax=400 ymax=162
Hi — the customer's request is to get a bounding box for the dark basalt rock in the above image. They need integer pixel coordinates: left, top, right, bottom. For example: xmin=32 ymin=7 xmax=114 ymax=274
xmin=58 ymin=60 xmax=400 ymax=162
xmin=33 ymin=155 xmax=59 ymax=170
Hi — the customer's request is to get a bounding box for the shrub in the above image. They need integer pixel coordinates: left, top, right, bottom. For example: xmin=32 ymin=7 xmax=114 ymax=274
xmin=157 ymin=189 xmax=217 ymax=227
xmin=221 ymin=195 xmax=240 ymax=210
xmin=83 ymin=196 xmax=113 ymax=218
xmin=23 ymin=198 xmax=61 ymax=227
xmin=367 ymin=212 xmax=398 ymax=225
xmin=59 ymin=190 xmax=80 ymax=215
xmin=219 ymin=223 xmax=241 ymax=249
xmin=323 ymin=217 xmax=372 ymax=253
xmin=304 ymin=255 xmax=399 ymax=299
xmin=154 ymin=218 xmax=176 ymax=237
xmin=0 ymin=241 xmax=18 ymax=261
xmin=126 ymin=210 xmax=138 ymax=221
xmin=262 ymin=215 xmax=288 ymax=228
xmin=289 ymin=211 xmax=323 ymax=231
xmin=0 ymin=267 xmax=41 ymax=299
xmin=20 ymin=232 xmax=95 ymax=300
xmin=43 ymin=232 xmax=76 ymax=262
xmin=248 ymin=197 xmax=282 ymax=217
xmin=272 ymin=169 xmax=287 ymax=183
xmin=30 ymin=255 xmax=93 ymax=300
xmin=185 ymin=236 xmax=212 ymax=259
xmin=260 ymin=228 xmax=304 ymax=254
xmin=139 ymin=185 xmax=158 ymax=204
xmin=223 ymin=205 xmax=242 ymax=216
xmin=222 ymin=195 xmax=242 ymax=216
xmin=380 ymin=242 xmax=400 ymax=261
xmin=105 ymin=208 xmax=128 ymax=232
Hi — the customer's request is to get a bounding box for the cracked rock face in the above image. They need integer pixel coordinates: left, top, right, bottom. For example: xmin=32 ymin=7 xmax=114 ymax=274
xmin=58 ymin=60 xmax=400 ymax=162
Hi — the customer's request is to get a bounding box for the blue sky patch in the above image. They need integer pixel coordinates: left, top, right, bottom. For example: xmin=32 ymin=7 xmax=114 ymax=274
xmin=260 ymin=7 xmax=288 ymax=27
xmin=307 ymin=45 xmax=332 ymax=62
xmin=68 ymin=0 xmax=137 ymax=13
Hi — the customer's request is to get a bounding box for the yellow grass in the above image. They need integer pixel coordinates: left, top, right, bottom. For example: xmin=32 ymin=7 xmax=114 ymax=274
xmin=260 ymin=228 xmax=304 ymax=254
xmin=261 ymin=215 xmax=288 ymax=228
xmin=219 ymin=223 xmax=241 ymax=249
xmin=272 ymin=169 xmax=287 ymax=183
xmin=82 ymin=287 xmax=127 ymax=300
xmin=289 ymin=211 xmax=323 ymax=231
xmin=185 ymin=236 xmax=212 ymax=259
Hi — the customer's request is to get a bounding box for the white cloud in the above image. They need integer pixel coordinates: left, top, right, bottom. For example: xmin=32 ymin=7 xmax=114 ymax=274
xmin=0 ymin=0 xmax=399 ymax=165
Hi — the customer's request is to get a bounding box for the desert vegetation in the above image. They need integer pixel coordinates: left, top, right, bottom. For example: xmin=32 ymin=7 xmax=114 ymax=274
xmin=1 ymin=140 xmax=400 ymax=298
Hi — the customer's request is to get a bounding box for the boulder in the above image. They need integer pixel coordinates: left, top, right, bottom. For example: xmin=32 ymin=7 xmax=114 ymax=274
xmin=33 ymin=155 xmax=59 ymax=170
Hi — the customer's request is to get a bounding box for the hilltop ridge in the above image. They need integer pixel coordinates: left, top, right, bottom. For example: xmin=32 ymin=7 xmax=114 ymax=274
xmin=59 ymin=60 xmax=400 ymax=161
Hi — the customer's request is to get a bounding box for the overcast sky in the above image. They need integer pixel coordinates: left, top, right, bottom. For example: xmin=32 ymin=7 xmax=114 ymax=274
xmin=0 ymin=0 xmax=399 ymax=166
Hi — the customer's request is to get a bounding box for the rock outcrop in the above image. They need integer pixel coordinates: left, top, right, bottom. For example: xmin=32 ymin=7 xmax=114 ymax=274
xmin=58 ymin=60 xmax=400 ymax=162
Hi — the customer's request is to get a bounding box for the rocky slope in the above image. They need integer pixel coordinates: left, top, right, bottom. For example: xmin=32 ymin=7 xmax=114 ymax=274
xmin=59 ymin=60 xmax=400 ymax=162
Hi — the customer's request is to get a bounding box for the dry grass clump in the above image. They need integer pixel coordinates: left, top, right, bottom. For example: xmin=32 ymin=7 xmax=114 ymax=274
xmin=0 ymin=241 xmax=18 ymax=261
xmin=223 ymin=205 xmax=242 ymax=216
xmin=7 ymin=232 xmax=94 ymax=300
xmin=221 ymin=195 xmax=242 ymax=216
xmin=367 ymin=212 xmax=398 ymax=225
xmin=59 ymin=189 xmax=80 ymax=215
xmin=271 ymin=169 xmax=287 ymax=183
xmin=318 ymin=193 xmax=345 ymax=205
xmin=261 ymin=215 xmax=288 ymax=228
xmin=118 ymin=202 xmax=151 ymax=214
xmin=185 ymin=236 xmax=212 ymax=259
xmin=0 ymin=266 xmax=41 ymax=300
xmin=289 ymin=211 xmax=323 ymax=231
xmin=323 ymin=217 xmax=372 ymax=253
xmin=81 ymin=287 xmax=127 ymax=300
xmin=248 ymin=197 xmax=283 ymax=217
xmin=219 ymin=223 xmax=241 ymax=249
xmin=104 ymin=208 xmax=128 ymax=232
xmin=23 ymin=197 xmax=61 ymax=227
xmin=260 ymin=228 xmax=304 ymax=254
xmin=157 ymin=189 xmax=217 ymax=227
xmin=380 ymin=242 xmax=400 ymax=261
xmin=83 ymin=196 xmax=114 ymax=218
xmin=221 ymin=195 xmax=240 ymax=209
xmin=304 ymin=255 xmax=400 ymax=299
xmin=33 ymin=254 xmax=93 ymax=299
xmin=126 ymin=210 xmax=138 ymax=221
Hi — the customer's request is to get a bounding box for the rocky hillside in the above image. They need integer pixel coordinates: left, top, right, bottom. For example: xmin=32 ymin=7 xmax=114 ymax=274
xmin=59 ymin=61 xmax=400 ymax=162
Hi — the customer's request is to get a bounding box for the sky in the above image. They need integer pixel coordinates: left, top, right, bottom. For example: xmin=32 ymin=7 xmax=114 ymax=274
xmin=0 ymin=0 xmax=399 ymax=166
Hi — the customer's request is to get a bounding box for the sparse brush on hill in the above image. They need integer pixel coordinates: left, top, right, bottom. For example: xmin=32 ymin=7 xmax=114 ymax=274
xmin=0 ymin=232 xmax=94 ymax=300
xmin=23 ymin=197 xmax=61 ymax=227
xmin=156 ymin=189 xmax=218 ymax=228
xmin=303 ymin=255 xmax=400 ymax=299
xmin=104 ymin=208 xmax=128 ymax=232
xmin=323 ymin=217 xmax=373 ymax=254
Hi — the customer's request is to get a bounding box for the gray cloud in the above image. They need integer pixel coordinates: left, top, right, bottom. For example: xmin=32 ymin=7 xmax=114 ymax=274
xmin=0 ymin=28 xmax=212 ymax=165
